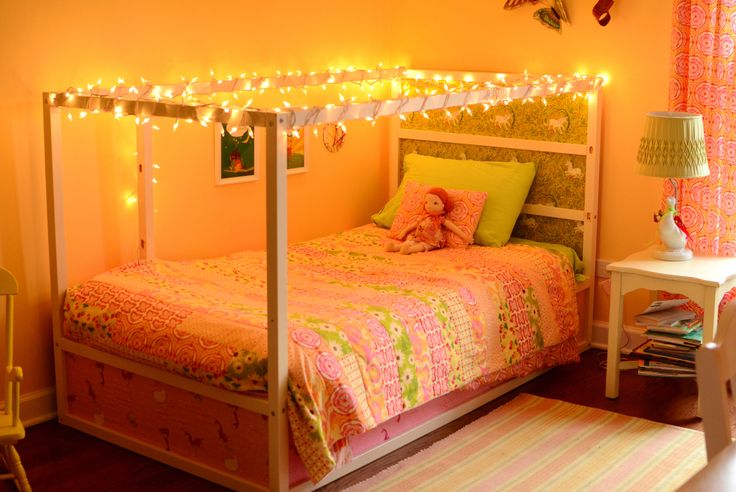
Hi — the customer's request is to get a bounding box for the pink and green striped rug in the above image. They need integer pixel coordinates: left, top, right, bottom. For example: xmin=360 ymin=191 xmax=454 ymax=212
xmin=347 ymin=394 xmax=706 ymax=491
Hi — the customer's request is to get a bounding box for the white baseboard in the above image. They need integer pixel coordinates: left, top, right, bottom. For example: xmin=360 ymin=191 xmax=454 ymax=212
xmin=18 ymin=387 xmax=56 ymax=427
xmin=591 ymin=321 xmax=647 ymax=354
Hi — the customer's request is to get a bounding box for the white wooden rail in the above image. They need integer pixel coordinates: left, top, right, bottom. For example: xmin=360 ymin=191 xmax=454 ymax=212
xmin=42 ymin=69 xmax=603 ymax=491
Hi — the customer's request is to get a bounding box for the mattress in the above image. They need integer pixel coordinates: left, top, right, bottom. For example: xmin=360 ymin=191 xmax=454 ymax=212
xmin=63 ymin=224 xmax=580 ymax=482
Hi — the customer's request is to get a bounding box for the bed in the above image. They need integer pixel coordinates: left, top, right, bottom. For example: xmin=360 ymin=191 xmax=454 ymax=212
xmin=43 ymin=67 xmax=603 ymax=490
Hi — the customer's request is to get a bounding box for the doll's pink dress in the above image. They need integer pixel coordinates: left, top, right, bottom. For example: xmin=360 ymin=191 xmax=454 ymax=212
xmin=408 ymin=215 xmax=446 ymax=248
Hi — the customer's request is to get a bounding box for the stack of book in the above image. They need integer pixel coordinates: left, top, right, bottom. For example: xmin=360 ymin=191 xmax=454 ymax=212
xmin=631 ymin=299 xmax=702 ymax=378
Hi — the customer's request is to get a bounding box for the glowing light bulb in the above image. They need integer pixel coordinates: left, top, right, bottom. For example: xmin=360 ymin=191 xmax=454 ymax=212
xmin=125 ymin=193 xmax=138 ymax=206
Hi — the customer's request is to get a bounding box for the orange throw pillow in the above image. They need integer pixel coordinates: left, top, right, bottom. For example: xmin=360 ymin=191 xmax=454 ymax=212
xmin=388 ymin=181 xmax=488 ymax=248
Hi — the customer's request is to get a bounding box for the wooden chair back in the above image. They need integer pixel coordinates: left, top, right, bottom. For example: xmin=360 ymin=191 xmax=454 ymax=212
xmin=696 ymin=300 xmax=736 ymax=460
xmin=0 ymin=267 xmax=30 ymax=490
xmin=0 ymin=268 xmax=19 ymax=425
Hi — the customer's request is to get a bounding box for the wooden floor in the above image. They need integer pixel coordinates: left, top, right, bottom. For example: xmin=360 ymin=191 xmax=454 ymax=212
xmin=0 ymin=349 xmax=715 ymax=491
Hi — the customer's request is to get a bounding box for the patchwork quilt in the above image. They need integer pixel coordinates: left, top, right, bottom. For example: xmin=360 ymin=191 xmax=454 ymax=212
xmin=63 ymin=224 xmax=580 ymax=481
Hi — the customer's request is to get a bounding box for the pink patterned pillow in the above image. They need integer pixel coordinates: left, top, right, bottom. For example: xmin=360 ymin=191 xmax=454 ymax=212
xmin=388 ymin=181 xmax=488 ymax=248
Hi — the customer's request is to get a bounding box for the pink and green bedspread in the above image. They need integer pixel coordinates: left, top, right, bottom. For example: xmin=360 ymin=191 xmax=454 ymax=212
xmin=63 ymin=224 xmax=580 ymax=482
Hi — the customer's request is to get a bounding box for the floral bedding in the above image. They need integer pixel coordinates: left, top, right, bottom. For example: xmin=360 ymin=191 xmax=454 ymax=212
xmin=63 ymin=224 xmax=580 ymax=482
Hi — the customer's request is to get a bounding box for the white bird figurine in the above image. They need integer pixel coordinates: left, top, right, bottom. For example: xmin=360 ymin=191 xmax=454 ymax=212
xmin=653 ymin=196 xmax=691 ymax=260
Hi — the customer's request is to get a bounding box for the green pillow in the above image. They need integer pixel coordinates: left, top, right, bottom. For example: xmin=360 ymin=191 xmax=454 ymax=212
xmin=372 ymin=154 xmax=536 ymax=247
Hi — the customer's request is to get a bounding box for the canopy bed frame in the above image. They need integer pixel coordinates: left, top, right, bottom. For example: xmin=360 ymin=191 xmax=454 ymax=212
xmin=42 ymin=67 xmax=603 ymax=491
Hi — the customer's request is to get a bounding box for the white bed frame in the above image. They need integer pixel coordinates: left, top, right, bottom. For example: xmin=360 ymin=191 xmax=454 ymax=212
xmin=42 ymin=68 xmax=603 ymax=491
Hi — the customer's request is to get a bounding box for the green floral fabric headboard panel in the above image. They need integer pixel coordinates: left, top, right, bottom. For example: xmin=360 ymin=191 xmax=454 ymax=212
xmin=398 ymin=92 xmax=589 ymax=257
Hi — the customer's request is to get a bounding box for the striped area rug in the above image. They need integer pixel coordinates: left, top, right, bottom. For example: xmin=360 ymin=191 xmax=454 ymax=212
xmin=346 ymin=394 xmax=706 ymax=491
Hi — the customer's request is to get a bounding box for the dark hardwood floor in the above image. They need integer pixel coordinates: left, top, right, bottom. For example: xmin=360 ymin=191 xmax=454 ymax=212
xmin=1 ymin=349 xmax=711 ymax=491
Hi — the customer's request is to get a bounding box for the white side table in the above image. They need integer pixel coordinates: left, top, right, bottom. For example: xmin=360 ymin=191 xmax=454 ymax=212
xmin=605 ymin=247 xmax=736 ymax=399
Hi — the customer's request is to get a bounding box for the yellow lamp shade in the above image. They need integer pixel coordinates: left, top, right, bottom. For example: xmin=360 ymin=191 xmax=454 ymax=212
xmin=636 ymin=111 xmax=709 ymax=178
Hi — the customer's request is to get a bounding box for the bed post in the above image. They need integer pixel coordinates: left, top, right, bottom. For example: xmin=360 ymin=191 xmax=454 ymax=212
xmin=265 ymin=113 xmax=289 ymax=492
xmin=42 ymin=96 xmax=69 ymax=422
xmin=584 ymin=88 xmax=602 ymax=344
xmin=136 ymin=121 xmax=155 ymax=260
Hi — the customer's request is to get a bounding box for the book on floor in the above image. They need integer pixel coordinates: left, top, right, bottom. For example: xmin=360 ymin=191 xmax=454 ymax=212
xmin=631 ymin=340 xmax=696 ymax=368
xmin=640 ymin=360 xmax=696 ymax=373
xmin=644 ymin=326 xmax=703 ymax=348
xmin=643 ymin=318 xmax=702 ymax=336
xmin=638 ymin=365 xmax=696 ymax=378
xmin=634 ymin=298 xmax=696 ymax=327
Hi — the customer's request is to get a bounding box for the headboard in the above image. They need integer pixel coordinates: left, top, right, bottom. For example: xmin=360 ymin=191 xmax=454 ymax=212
xmin=390 ymin=70 xmax=602 ymax=339
xmin=391 ymin=72 xmax=600 ymax=267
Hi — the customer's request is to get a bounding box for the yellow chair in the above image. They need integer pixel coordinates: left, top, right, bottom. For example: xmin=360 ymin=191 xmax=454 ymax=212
xmin=695 ymin=299 xmax=736 ymax=461
xmin=0 ymin=268 xmax=30 ymax=491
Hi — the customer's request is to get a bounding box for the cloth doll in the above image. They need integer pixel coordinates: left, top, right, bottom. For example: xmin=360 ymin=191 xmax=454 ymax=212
xmin=386 ymin=187 xmax=472 ymax=254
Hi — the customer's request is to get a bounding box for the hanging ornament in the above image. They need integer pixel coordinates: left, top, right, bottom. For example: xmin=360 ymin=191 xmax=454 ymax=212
xmin=504 ymin=0 xmax=570 ymax=32
xmin=592 ymin=0 xmax=614 ymax=26
xmin=322 ymin=123 xmax=346 ymax=153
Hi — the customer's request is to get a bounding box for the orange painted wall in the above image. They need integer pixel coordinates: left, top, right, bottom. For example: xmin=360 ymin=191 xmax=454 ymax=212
xmin=1 ymin=0 xmax=671 ymax=401
xmin=0 ymin=0 xmax=395 ymax=397
xmin=385 ymin=0 xmax=673 ymax=324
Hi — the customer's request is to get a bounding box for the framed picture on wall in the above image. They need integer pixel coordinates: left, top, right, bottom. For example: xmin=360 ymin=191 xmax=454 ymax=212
xmin=214 ymin=124 xmax=260 ymax=185
xmin=287 ymin=134 xmax=308 ymax=174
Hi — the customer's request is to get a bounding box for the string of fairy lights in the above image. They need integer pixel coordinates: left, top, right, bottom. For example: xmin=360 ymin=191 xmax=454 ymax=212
xmin=46 ymin=65 xmax=607 ymax=139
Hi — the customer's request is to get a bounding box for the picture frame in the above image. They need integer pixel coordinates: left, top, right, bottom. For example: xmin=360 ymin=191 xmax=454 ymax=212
xmin=214 ymin=124 xmax=261 ymax=185
xmin=214 ymin=125 xmax=308 ymax=184
xmin=286 ymin=134 xmax=308 ymax=174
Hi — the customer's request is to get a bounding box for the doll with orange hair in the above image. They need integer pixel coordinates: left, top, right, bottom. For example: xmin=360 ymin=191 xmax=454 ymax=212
xmin=386 ymin=187 xmax=472 ymax=254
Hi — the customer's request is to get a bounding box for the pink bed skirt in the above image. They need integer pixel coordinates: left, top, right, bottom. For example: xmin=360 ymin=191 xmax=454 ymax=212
xmin=64 ymin=352 xmax=518 ymax=488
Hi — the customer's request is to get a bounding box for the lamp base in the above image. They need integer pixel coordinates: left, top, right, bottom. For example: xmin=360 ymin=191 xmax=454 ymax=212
xmin=653 ymin=247 xmax=693 ymax=261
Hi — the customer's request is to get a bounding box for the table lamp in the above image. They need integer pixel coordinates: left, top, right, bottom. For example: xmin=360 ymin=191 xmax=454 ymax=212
xmin=636 ymin=111 xmax=709 ymax=261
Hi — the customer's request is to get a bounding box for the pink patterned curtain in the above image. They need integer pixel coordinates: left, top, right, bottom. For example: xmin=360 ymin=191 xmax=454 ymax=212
xmin=670 ymin=0 xmax=736 ymax=256
xmin=669 ymin=0 xmax=736 ymax=312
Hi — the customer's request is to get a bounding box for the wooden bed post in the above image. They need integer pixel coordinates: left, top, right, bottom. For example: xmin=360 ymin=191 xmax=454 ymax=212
xmin=265 ymin=113 xmax=289 ymax=492
xmin=136 ymin=121 xmax=155 ymax=260
xmin=42 ymin=97 xmax=69 ymax=421
xmin=584 ymin=88 xmax=602 ymax=344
